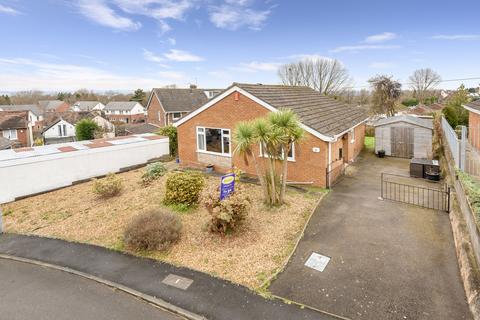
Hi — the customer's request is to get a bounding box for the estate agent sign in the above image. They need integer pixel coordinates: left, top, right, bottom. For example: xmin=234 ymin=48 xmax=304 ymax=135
xmin=220 ymin=173 xmax=235 ymax=200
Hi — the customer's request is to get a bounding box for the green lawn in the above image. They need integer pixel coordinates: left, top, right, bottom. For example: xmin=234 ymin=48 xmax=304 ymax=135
xmin=364 ymin=136 xmax=375 ymax=150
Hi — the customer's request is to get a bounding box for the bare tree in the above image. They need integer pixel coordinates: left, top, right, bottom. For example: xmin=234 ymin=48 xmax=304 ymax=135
xmin=408 ymin=68 xmax=441 ymax=104
xmin=369 ymin=75 xmax=402 ymax=116
xmin=278 ymin=58 xmax=352 ymax=95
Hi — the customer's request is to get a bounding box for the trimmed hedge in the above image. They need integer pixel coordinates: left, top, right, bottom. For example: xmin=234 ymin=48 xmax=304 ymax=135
xmin=164 ymin=171 xmax=205 ymax=207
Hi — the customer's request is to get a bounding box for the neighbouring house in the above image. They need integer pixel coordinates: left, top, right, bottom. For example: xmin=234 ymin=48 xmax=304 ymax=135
xmin=91 ymin=115 xmax=115 ymax=138
xmin=122 ymin=123 xmax=160 ymax=136
xmin=0 ymin=111 xmax=32 ymax=148
xmin=463 ymin=100 xmax=480 ymax=150
xmin=373 ymin=115 xmax=433 ymax=159
xmin=72 ymin=101 xmax=105 ymax=112
xmin=174 ymin=83 xmax=368 ymax=187
xmin=399 ymin=103 xmax=445 ymax=118
xmin=145 ymin=85 xmax=220 ymax=126
xmin=38 ymin=100 xmax=71 ymax=113
xmin=0 ymin=104 xmax=44 ymax=133
xmin=104 ymin=101 xmax=145 ymax=124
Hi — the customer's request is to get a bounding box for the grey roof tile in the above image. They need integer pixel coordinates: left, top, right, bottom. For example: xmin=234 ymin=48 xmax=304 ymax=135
xmin=151 ymin=88 xmax=210 ymax=112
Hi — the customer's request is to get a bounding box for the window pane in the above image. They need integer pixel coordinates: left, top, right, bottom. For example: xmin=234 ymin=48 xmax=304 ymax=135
xmin=58 ymin=125 xmax=62 ymax=136
xmin=223 ymin=134 xmax=230 ymax=154
xmin=205 ymin=128 xmax=222 ymax=153
xmin=287 ymin=144 xmax=293 ymax=158
xmin=11 ymin=130 xmax=17 ymax=139
xmin=197 ymin=132 xmax=205 ymax=150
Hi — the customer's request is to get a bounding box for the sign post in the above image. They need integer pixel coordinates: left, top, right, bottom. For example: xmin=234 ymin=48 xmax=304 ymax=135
xmin=220 ymin=173 xmax=235 ymax=200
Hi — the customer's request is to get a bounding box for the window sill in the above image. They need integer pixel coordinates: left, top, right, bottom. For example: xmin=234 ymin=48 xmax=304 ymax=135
xmin=197 ymin=150 xmax=232 ymax=158
xmin=258 ymin=154 xmax=295 ymax=162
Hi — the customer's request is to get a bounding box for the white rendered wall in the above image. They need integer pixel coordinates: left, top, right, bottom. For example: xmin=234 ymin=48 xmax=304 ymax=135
xmin=0 ymin=137 xmax=169 ymax=203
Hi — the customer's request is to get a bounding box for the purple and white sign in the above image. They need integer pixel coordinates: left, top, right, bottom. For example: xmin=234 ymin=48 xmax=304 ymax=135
xmin=220 ymin=173 xmax=235 ymax=200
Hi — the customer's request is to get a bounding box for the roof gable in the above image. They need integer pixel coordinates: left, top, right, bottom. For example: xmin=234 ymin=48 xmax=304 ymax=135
xmin=373 ymin=115 xmax=433 ymax=130
xmin=174 ymin=83 xmax=368 ymax=141
xmin=149 ymin=88 xmax=209 ymax=112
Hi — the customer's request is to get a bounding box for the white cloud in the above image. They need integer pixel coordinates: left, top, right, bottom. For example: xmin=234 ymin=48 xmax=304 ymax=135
xmin=208 ymin=70 xmax=231 ymax=79
xmin=432 ymin=34 xmax=480 ymax=40
xmin=364 ymin=32 xmax=397 ymax=43
xmin=369 ymin=62 xmax=396 ymax=69
xmin=164 ymin=49 xmax=203 ymax=62
xmin=77 ymin=0 xmax=141 ymax=31
xmin=142 ymin=48 xmax=166 ymax=63
xmin=158 ymin=71 xmax=185 ymax=80
xmin=330 ymin=44 xmax=401 ymax=53
xmin=287 ymin=54 xmax=334 ymax=62
xmin=0 ymin=57 xmax=165 ymax=91
xmin=209 ymin=1 xmax=271 ymax=31
xmin=240 ymin=61 xmax=280 ymax=72
xmin=0 ymin=4 xmax=20 ymax=15
xmin=167 ymin=37 xmax=176 ymax=45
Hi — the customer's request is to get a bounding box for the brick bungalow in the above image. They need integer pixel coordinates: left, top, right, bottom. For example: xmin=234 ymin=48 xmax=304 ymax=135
xmin=174 ymin=83 xmax=368 ymax=187
xmin=146 ymin=85 xmax=220 ymax=126
xmin=463 ymin=100 xmax=480 ymax=149
xmin=104 ymin=102 xmax=145 ymax=124
xmin=0 ymin=111 xmax=31 ymax=148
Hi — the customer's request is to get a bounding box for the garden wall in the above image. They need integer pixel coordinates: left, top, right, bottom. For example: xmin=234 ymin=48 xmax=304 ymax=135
xmin=0 ymin=135 xmax=169 ymax=204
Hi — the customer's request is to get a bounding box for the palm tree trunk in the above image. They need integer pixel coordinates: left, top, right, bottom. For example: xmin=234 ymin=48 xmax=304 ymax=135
xmin=250 ymin=151 xmax=268 ymax=201
xmin=280 ymin=143 xmax=289 ymax=204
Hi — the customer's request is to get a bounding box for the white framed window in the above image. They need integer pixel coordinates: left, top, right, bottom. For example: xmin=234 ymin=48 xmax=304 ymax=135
xmin=158 ymin=111 xmax=162 ymax=121
xmin=196 ymin=126 xmax=231 ymax=156
xmin=350 ymin=128 xmax=355 ymax=143
xmin=260 ymin=143 xmax=295 ymax=161
xmin=172 ymin=112 xmax=182 ymax=121
xmin=2 ymin=129 xmax=17 ymax=140
xmin=58 ymin=124 xmax=67 ymax=137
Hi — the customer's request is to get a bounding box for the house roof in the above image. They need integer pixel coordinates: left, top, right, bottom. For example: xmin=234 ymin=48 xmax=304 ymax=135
xmin=42 ymin=112 xmax=93 ymax=132
xmin=124 ymin=123 xmax=160 ymax=135
xmin=373 ymin=115 xmax=433 ymax=130
xmin=38 ymin=100 xmax=67 ymax=111
xmin=235 ymin=83 xmax=368 ymax=137
xmin=464 ymin=100 xmax=480 ymax=114
xmin=105 ymin=101 xmax=142 ymax=111
xmin=0 ymin=136 xmax=13 ymax=150
xmin=149 ymin=88 xmax=210 ymax=112
xmin=0 ymin=111 xmax=28 ymax=130
xmin=0 ymin=104 xmax=43 ymax=116
xmin=73 ymin=101 xmax=102 ymax=111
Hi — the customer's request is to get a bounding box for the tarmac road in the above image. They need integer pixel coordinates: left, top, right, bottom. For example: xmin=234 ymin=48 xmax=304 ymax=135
xmin=0 ymin=258 xmax=184 ymax=320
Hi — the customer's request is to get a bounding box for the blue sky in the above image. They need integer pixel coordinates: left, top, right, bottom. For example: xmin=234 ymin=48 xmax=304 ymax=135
xmin=0 ymin=0 xmax=479 ymax=92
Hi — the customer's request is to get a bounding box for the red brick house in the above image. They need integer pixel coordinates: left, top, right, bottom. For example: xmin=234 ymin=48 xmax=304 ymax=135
xmin=174 ymin=83 xmax=368 ymax=187
xmin=463 ymin=100 xmax=480 ymax=149
xmin=0 ymin=111 xmax=32 ymax=148
xmin=146 ymin=86 xmax=221 ymax=126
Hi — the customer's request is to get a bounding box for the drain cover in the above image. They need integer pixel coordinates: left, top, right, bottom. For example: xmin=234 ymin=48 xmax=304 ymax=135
xmin=305 ymin=252 xmax=331 ymax=272
xmin=162 ymin=274 xmax=193 ymax=290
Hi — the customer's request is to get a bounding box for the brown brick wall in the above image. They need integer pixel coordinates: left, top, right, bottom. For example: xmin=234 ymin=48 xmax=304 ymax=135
xmin=0 ymin=128 xmax=29 ymax=147
xmin=146 ymin=94 xmax=166 ymax=126
xmin=166 ymin=112 xmax=189 ymax=126
xmin=469 ymin=111 xmax=480 ymax=150
xmin=106 ymin=114 xmax=145 ymax=124
xmin=177 ymin=91 xmax=331 ymax=186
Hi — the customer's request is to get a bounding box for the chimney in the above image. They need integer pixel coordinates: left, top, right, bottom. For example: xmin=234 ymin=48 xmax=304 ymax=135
xmin=190 ymin=84 xmax=197 ymax=89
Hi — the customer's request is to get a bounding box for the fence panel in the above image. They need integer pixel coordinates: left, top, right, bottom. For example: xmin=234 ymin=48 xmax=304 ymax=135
xmin=441 ymin=116 xmax=466 ymax=171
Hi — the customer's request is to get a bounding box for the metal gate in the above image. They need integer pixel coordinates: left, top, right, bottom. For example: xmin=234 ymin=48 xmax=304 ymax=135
xmin=381 ymin=173 xmax=450 ymax=212
xmin=391 ymin=127 xmax=414 ymax=158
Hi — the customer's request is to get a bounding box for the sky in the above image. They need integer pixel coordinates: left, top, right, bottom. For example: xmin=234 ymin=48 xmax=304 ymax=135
xmin=0 ymin=0 xmax=479 ymax=93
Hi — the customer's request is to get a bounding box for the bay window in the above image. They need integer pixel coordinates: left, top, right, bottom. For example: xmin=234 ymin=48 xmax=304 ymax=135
xmin=196 ymin=127 xmax=231 ymax=156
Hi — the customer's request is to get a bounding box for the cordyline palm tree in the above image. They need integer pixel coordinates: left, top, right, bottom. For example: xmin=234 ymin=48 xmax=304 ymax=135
xmin=269 ymin=109 xmax=305 ymax=204
xmin=233 ymin=121 xmax=268 ymax=200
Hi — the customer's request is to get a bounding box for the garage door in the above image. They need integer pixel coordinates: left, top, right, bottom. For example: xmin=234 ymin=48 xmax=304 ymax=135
xmin=390 ymin=127 xmax=414 ymax=158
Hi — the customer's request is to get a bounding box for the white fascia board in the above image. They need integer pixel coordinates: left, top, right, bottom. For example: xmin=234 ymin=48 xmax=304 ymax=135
xmin=463 ymin=104 xmax=480 ymax=115
xmin=174 ymin=86 xmax=335 ymax=142
xmin=145 ymin=90 xmax=155 ymax=110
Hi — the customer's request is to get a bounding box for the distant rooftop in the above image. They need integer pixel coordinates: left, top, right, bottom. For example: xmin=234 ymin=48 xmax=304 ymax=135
xmin=105 ymin=101 xmax=142 ymax=111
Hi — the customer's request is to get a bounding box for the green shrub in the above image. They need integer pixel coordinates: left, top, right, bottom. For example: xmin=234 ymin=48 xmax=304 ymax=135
xmin=401 ymin=98 xmax=419 ymax=107
xmin=158 ymin=125 xmax=178 ymax=157
xmin=92 ymin=173 xmax=123 ymax=198
xmin=76 ymin=119 xmax=100 ymax=141
xmin=164 ymin=171 xmax=205 ymax=207
xmin=141 ymin=162 xmax=167 ymax=185
xmin=124 ymin=209 xmax=182 ymax=251
xmin=203 ymin=184 xmax=251 ymax=234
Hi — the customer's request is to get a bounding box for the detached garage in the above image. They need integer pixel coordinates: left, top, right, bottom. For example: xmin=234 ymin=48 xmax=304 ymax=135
xmin=373 ymin=115 xmax=433 ymax=158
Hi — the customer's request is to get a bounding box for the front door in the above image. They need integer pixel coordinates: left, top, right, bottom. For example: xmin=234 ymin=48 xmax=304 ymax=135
xmin=390 ymin=127 xmax=414 ymax=158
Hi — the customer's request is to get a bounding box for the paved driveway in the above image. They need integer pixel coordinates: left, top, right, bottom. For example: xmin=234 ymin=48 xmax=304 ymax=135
xmin=270 ymin=152 xmax=471 ymax=320
xmin=0 ymin=259 xmax=183 ymax=320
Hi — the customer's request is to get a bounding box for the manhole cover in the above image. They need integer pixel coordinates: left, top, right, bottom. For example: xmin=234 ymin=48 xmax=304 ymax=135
xmin=162 ymin=274 xmax=193 ymax=290
xmin=305 ymin=252 xmax=331 ymax=272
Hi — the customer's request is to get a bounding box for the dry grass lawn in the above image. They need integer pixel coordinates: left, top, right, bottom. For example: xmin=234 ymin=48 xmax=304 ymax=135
xmin=2 ymin=165 xmax=324 ymax=289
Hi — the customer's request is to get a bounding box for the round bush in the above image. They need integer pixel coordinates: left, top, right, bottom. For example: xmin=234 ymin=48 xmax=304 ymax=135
xmin=164 ymin=171 xmax=205 ymax=207
xmin=124 ymin=209 xmax=182 ymax=251
xmin=92 ymin=173 xmax=123 ymax=198
xmin=141 ymin=162 xmax=167 ymax=185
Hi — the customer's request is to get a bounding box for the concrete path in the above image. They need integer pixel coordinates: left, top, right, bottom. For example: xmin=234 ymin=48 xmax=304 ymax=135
xmin=0 ymin=233 xmax=340 ymax=320
xmin=269 ymin=152 xmax=471 ymax=320
xmin=0 ymin=259 xmax=183 ymax=320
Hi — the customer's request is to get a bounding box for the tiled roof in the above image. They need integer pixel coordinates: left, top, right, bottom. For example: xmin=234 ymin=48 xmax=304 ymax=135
xmin=105 ymin=101 xmax=142 ymax=111
xmin=38 ymin=100 xmax=66 ymax=111
xmin=151 ymin=88 xmax=210 ymax=112
xmin=124 ymin=123 xmax=160 ymax=134
xmin=0 ymin=111 xmax=28 ymax=130
xmin=465 ymin=100 xmax=480 ymax=112
xmin=235 ymin=83 xmax=368 ymax=137
xmin=0 ymin=104 xmax=43 ymax=116
xmin=73 ymin=101 xmax=102 ymax=111
xmin=42 ymin=111 xmax=93 ymax=132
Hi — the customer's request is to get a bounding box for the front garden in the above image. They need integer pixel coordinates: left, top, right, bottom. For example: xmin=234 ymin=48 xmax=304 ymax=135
xmin=2 ymin=162 xmax=325 ymax=289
